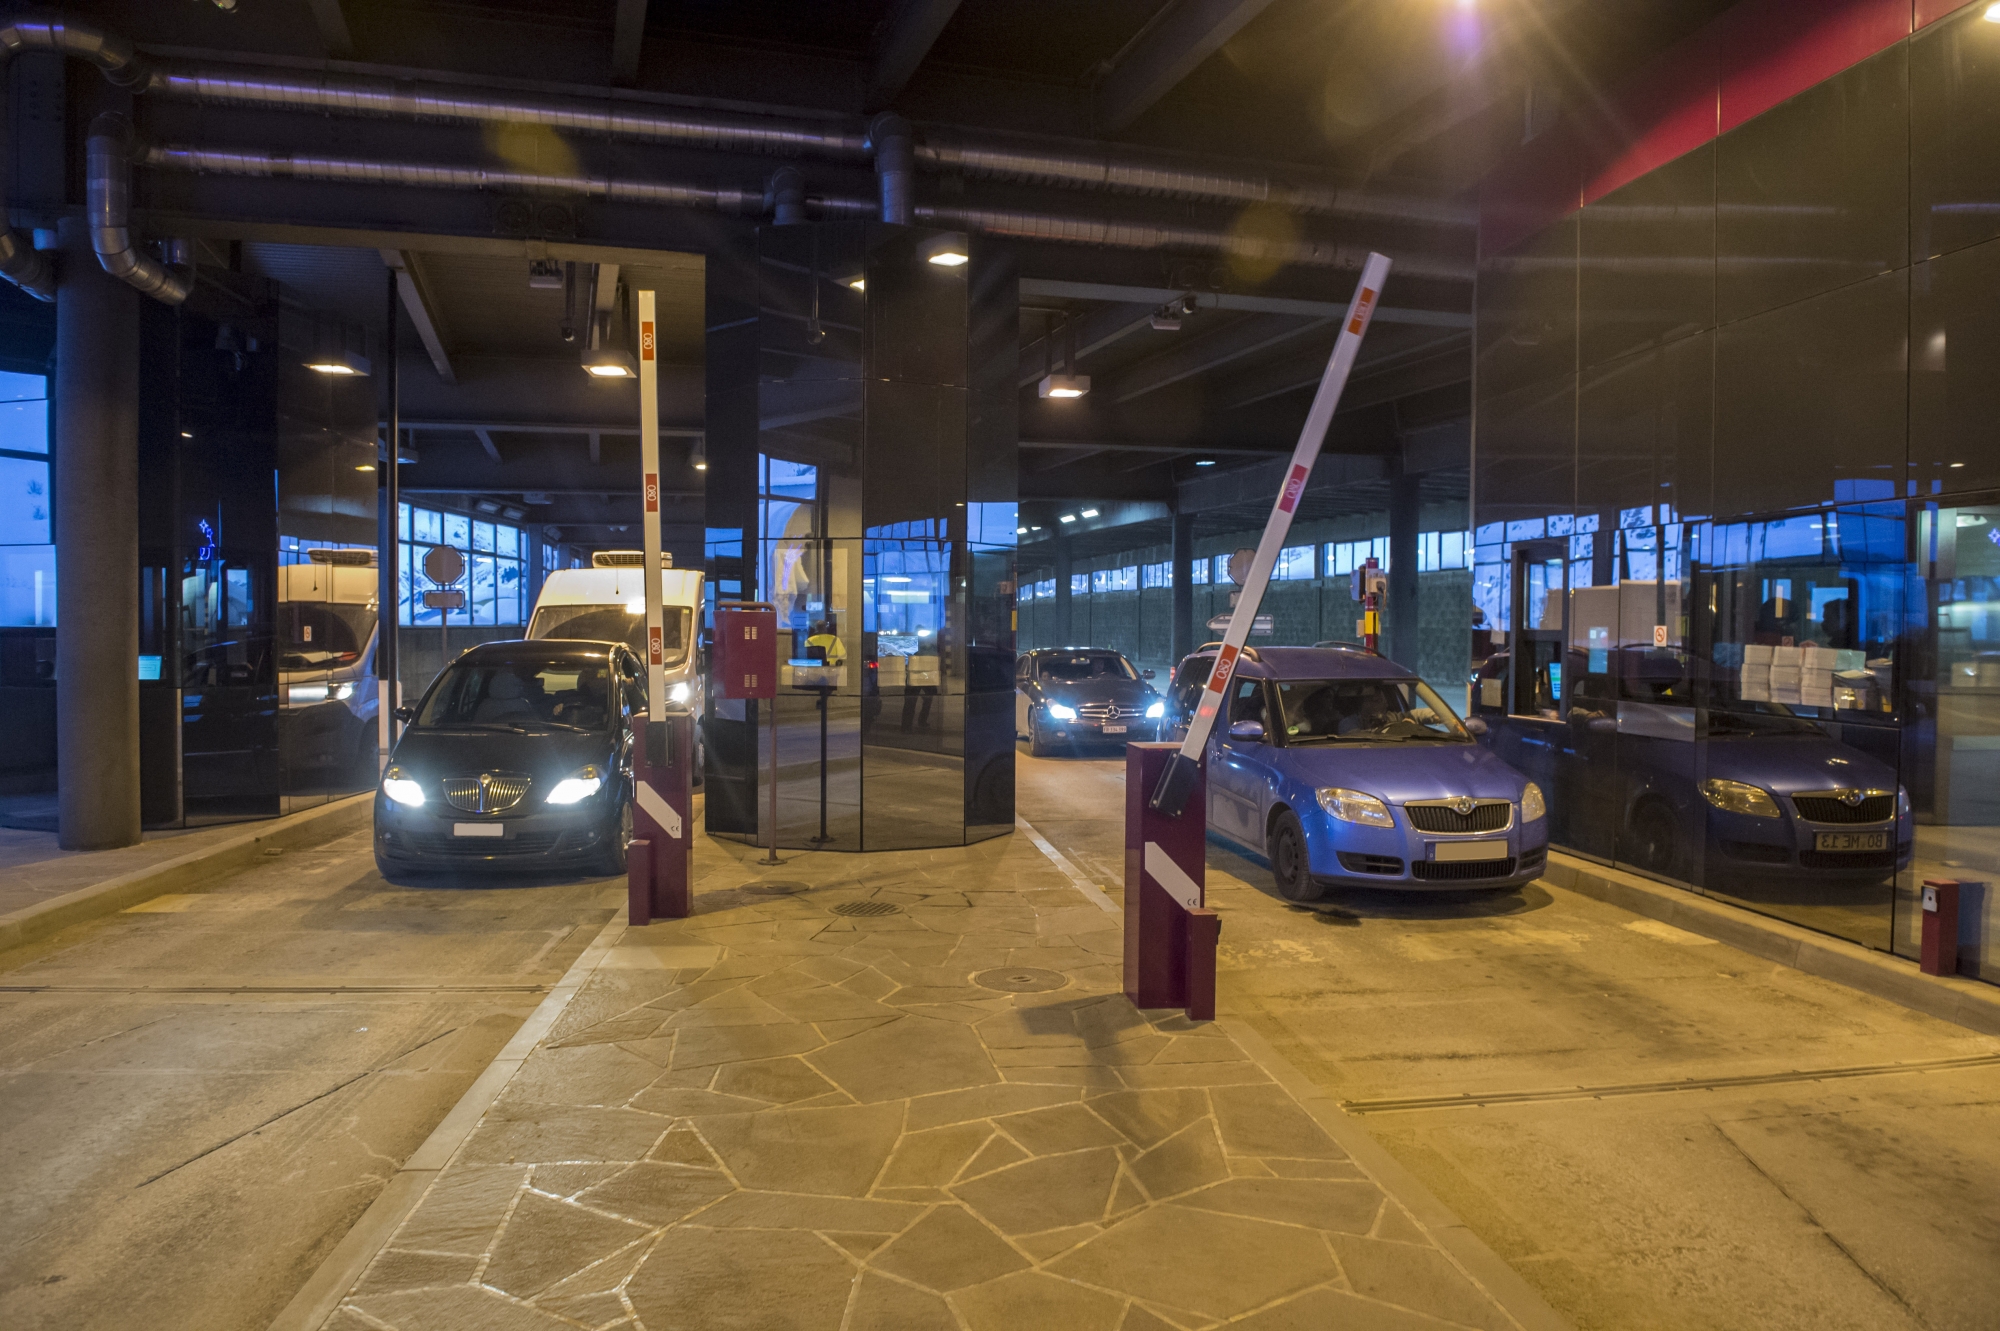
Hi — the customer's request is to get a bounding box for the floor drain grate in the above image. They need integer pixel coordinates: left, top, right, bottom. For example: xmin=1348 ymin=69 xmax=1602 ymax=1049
xmin=831 ymin=900 xmax=902 ymax=917
xmin=973 ymin=967 xmax=1069 ymax=993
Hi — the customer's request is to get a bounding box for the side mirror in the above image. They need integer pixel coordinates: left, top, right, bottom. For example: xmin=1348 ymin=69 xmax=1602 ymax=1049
xmin=1463 ymin=716 xmax=1488 ymax=736
xmin=1228 ymin=719 xmax=1266 ymax=741
xmin=393 ymin=706 xmax=414 ymax=723
xmin=1142 ymin=668 xmax=1156 ymax=680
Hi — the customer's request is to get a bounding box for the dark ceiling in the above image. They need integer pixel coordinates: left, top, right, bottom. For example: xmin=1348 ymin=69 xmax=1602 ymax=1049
xmin=56 ymin=0 xmax=1739 ymax=543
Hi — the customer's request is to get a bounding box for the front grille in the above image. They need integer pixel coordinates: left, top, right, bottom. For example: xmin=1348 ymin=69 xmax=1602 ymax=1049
xmin=1801 ymin=848 xmax=1899 ymax=870
xmin=398 ymin=831 xmax=564 ymax=857
xmin=1722 ymin=839 xmax=1792 ymax=864
xmin=1338 ymin=852 xmax=1405 ymax=875
xmin=1791 ymin=791 xmax=1895 ymax=824
xmin=1076 ymin=702 xmax=1148 ymax=724
xmin=1404 ymin=800 xmax=1512 ymax=834
xmin=442 ymin=772 xmax=533 ymax=813
xmin=1412 ymin=856 xmax=1516 ymax=882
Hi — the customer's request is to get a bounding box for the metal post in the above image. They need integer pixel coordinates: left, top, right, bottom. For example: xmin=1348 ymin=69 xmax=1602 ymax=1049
xmin=638 ymin=289 xmax=666 ymax=766
xmin=378 ymin=267 xmax=400 ymax=769
xmin=815 ymin=686 xmax=830 ymax=845
xmin=760 ymin=700 xmax=781 ymax=864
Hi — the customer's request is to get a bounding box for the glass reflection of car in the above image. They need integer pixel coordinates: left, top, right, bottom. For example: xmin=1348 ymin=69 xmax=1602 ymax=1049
xmin=1180 ymin=645 xmax=1548 ymax=901
xmin=1471 ymin=648 xmax=1911 ymax=885
xmin=277 ymin=549 xmax=379 ymax=777
xmin=374 ymin=640 xmax=642 ymax=878
xmin=1014 ymin=648 xmax=1164 ymax=755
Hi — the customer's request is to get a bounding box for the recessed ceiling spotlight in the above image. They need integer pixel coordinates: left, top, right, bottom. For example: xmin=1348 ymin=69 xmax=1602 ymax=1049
xmin=582 ymin=346 xmax=637 ymax=378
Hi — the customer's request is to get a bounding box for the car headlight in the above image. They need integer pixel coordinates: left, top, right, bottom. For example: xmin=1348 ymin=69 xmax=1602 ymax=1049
xmin=381 ymin=766 xmax=425 ymax=807
xmin=669 ymin=681 xmax=691 ymax=704
xmin=1700 ymin=778 xmax=1780 ymax=818
xmin=1316 ymin=787 xmax=1394 ymax=827
xmin=545 ymin=766 xmax=604 ymax=805
xmin=1521 ymin=781 xmax=1546 ymax=822
xmin=288 ymin=683 xmax=327 ymax=705
xmin=1146 ymin=701 xmax=1165 ymax=719
xmin=1046 ymin=703 xmax=1077 ymax=721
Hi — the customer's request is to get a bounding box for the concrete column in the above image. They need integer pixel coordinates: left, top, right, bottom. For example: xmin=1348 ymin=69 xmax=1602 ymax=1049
xmin=54 ymin=216 xmax=142 ymax=849
xmin=1387 ymin=468 xmax=1421 ymax=672
xmin=1170 ymin=506 xmax=1195 ymax=666
xmin=1053 ymin=538 xmax=1073 ymax=647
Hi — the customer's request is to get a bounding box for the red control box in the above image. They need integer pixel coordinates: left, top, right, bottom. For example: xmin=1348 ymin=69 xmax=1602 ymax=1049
xmin=714 ymin=602 xmax=777 ymax=699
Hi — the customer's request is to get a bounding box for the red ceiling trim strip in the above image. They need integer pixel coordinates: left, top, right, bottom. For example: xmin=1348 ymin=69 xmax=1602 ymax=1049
xmin=1482 ymin=0 xmax=1981 ymax=256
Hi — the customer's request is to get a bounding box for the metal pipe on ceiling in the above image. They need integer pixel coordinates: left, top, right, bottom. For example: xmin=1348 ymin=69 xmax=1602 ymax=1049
xmin=0 ymin=15 xmax=1471 ymax=231
xmin=87 ymin=114 xmax=192 ymax=305
xmin=137 ymin=142 xmax=1471 ymax=280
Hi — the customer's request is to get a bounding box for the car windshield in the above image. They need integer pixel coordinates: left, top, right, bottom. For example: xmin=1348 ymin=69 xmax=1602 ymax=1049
xmin=279 ymin=602 xmax=374 ymax=669
xmin=414 ymin=658 xmax=614 ymax=732
xmin=1039 ymin=653 xmax=1136 ymax=682
xmin=529 ymin=603 xmax=690 ymax=665
xmin=1274 ymin=678 xmax=1469 ymax=742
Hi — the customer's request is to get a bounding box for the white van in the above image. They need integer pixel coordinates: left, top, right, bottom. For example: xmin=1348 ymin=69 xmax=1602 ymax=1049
xmin=278 ymin=547 xmax=379 ymax=774
xmin=527 ymin=551 xmax=706 ymax=724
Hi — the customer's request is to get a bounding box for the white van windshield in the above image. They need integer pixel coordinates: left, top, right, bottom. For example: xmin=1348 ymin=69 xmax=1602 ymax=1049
xmin=529 ymin=604 xmax=690 ymax=664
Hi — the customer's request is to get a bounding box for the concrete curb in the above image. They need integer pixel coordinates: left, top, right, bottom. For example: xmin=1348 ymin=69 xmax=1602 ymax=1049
xmin=1542 ymin=852 xmax=2000 ymax=1039
xmin=1015 ymin=814 xmax=1572 ymax=1331
xmin=0 ymin=793 xmax=375 ymax=954
xmin=1222 ymin=1019 xmax=1573 ymax=1331
xmin=268 ymin=908 xmax=629 ymax=1331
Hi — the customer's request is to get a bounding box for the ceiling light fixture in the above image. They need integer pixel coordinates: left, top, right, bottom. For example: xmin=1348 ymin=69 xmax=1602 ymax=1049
xmin=1195 ymin=459 xmax=1216 ymax=467
xmin=691 ymin=438 xmax=708 ymax=471
xmin=847 ymin=277 xmax=866 ymax=291
xmin=1987 ymin=2 xmax=2000 ymax=21
xmin=355 ymin=463 xmax=376 ymax=472
xmin=305 ymin=349 xmax=371 ymax=376
xmin=926 ymin=248 xmax=969 ymax=267
xmin=180 ymin=431 xmax=193 ymax=439
xmin=1081 ymin=508 xmax=1100 ymax=519
xmin=1037 ymin=373 xmax=1090 ymax=399
xmin=1017 ymin=526 xmax=1029 ymax=534
xmin=1059 ymin=514 xmax=1077 ymax=523
xmin=582 ymin=347 xmax=637 ymax=378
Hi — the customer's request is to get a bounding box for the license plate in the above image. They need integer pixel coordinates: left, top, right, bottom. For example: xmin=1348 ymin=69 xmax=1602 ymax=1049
xmin=1814 ymin=830 xmax=1887 ymax=853
xmin=1432 ymin=839 xmax=1507 ymax=862
xmin=1103 ymin=724 xmax=1127 ymax=735
xmin=453 ymin=823 xmax=505 ymax=838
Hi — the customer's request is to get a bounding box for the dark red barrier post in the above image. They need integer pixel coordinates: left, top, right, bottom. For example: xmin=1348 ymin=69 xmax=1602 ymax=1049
xmin=1921 ymin=878 xmax=1960 ymax=977
xmin=627 ymin=838 xmax=655 ymax=926
xmin=1125 ymin=741 xmax=1217 ymax=1019
xmin=630 ymin=708 xmax=694 ymax=922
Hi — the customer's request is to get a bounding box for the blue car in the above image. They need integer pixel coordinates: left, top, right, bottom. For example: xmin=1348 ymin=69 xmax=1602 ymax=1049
xmin=1175 ymin=646 xmax=1548 ymax=901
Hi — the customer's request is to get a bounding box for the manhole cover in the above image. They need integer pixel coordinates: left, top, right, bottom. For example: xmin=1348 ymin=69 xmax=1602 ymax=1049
xmin=831 ymin=900 xmax=901 ymax=917
xmin=744 ymin=881 xmax=810 ymax=895
xmin=973 ymin=967 xmax=1069 ymax=993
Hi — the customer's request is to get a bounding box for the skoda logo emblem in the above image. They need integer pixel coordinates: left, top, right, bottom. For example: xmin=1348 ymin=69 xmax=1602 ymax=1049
xmin=1839 ymin=789 xmax=1864 ymax=807
xmin=1451 ymin=797 xmax=1475 ymax=816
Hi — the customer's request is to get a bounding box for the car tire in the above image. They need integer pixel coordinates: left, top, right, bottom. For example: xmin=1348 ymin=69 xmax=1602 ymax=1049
xmin=1267 ymin=809 xmax=1324 ymax=902
xmin=597 ymin=796 xmax=633 ymax=877
xmin=1029 ymin=714 xmax=1053 ymax=758
xmin=1625 ymin=801 xmax=1678 ymax=876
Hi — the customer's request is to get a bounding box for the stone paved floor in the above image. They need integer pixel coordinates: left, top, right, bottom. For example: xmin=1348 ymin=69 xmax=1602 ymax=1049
xmin=326 ymin=826 xmax=1526 ymax=1330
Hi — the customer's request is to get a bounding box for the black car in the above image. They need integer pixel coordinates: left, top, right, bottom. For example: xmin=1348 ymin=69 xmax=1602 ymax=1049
xmin=1013 ymin=648 xmax=1164 ymax=756
xmin=374 ymin=639 xmax=642 ymax=877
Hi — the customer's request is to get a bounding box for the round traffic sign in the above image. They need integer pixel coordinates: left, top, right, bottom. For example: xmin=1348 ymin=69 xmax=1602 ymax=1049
xmin=422 ymin=544 xmax=465 ymax=586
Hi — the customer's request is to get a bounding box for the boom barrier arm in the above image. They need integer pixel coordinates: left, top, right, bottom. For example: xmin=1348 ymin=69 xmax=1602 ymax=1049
xmin=1149 ymin=251 xmax=1393 ymax=816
